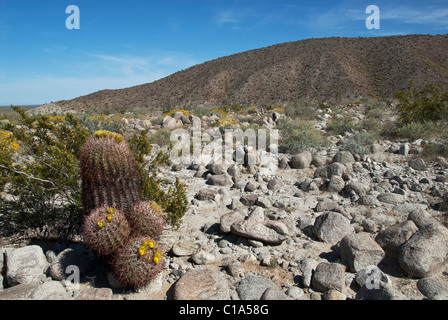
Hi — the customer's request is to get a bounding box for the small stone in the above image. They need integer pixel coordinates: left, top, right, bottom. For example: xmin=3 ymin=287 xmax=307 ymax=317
xmin=377 ymin=192 xmax=405 ymax=205
xmin=172 ymin=241 xmax=200 ymax=257
xmin=286 ymin=286 xmax=304 ymax=299
xmin=192 ymin=250 xmax=216 ymax=265
xmin=290 ymin=151 xmax=312 ymax=169
xmin=173 ymin=268 xmax=230 ymax=300
xmin=300 ymin=258 xmax=319 ymax=288
xmin=409 ymin=158 xmax=427 ymax=171
xmin=236 ymin=276 xmax=277 ymax=300
xmin=417 ymin=278 xmax=448 ymax=300
xmin=311 ymin=262 xmax=345 ymax=292
xmin=29 ymin=281 xmax=68 ymax=300
xmin=322 ymin=289 xmax=346 ymax=300
xmin=74 ymin=288 xmax=113 ymax=300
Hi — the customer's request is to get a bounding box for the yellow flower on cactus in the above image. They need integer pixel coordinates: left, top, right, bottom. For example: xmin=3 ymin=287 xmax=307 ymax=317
xmin=138 ymin=248 xmax=146 ymax=256
xmin=97 ymin=221 xmax=105 ymax=228
xmin=153 ymin=251 xmax=162 ymax=264
xmin=106 ymin=214 xmax=113 ymax=222
xmin=106 ymin=208 xmax=115 ymax=214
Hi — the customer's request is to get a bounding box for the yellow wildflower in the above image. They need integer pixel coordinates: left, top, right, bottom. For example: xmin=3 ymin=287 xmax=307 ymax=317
xmin=97 ymin=221 xmax=105 ymax=228
xmin=153 ymin=251 xmax=162 ymax=264
xmin=106 ymin=214 xmax=113 ymax=222
xmin=138 ymin=248 xmax=146 ymax=256
xmin=106 ymin=208 xmax=115 ymax=214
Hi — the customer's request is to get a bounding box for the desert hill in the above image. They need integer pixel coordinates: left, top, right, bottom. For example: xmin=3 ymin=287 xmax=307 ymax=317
xmin=36 ymin=34 xmax=448 ymax=113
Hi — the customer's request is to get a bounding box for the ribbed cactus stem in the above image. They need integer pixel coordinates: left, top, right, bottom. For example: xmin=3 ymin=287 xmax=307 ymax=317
xmin=83 ymin=206 xmax=131 ymax=256
xmin=80 ymin=131 xmax=142 ymax=214
xmin=111 ymin=236 xmax=165 ymax=289
xmin=127 ymin=200 xmax=166 ymax=239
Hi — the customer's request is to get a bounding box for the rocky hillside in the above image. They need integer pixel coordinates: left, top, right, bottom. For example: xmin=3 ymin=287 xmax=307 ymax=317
xmin=34 ymin=34 xmax=448 ymax=114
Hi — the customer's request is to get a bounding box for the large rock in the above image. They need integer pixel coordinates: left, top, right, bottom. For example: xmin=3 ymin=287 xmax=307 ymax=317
xmin=417 ymin=278 xmax=448 ymax=300
xmin=409 ymin=158 xmax=427 ymax=171
xmin=6 ymin=245 xmax=48 ymax=286
xmin=399 ymin=224 xmax=448 ymax=278
xmin=312 ymin=212 xmax=354 ymax=244
xmin=340 ymin=233 xmax=385 ymax=272
xmin=377 ymin=193 xmax=405 ymax=205
xmin=195 ymin=189 xmax=220 ymax=202
xmin=235 ymin=276 xmax=277 ymax=300
xmin=173 ymin=268 xmax=230 ymax=300
xmin=311 ymin=262 xmax=345 ymax=292
xmin=207 ymin=174 xmax=233 ymax=186
xmin=290 ymin=151 xmax=312 ymax=169
xmin=220 ymin=210 xmax=246 ymax=233
xmin=332 ymin=151 xmax=355 ymax=165
xmin=29 ymin=281 xmax=69 ymax=300
xmin=230 ymin=207 xmax=289 ymax=244
xmin=327 ymin=175 xmax=345 ymax=193
xmin=162 ymin=116 xmax=177 ymax=130
xmin=375 ymin=220 xmax=418 ymax=257
xmin=344 ymin=180 xmax=370 ymax=196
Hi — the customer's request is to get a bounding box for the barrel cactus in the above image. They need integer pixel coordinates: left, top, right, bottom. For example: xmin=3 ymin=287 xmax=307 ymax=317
xmin=83 ymin=206 xmax=131 ymax=256
xmin=80 ymin=130 xmax=142 ymax=214
xmin=111 ymin=236 xmax=165 ymax=289
xmin=126 ymin=200 xmax=166 ymax=239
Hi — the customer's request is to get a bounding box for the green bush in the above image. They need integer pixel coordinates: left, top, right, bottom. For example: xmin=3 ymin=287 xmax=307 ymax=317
xmin=340 ymin=132 xmax=379 ymax=157
xmin=326 ymin=116 xmax=356 ymax=135
xmin=0 ymin=107 xmax=90 ymax=237
xmin=147 ymin=128 xmax=172 ymax=148
xmin=128 ymin=130 xmax=189 ymax=229
xmin=395 ymin=83 xmax=448 ymax=124
xmin=76 ymin=113 xmax=126 ymax=134
xmin=359 ymin=117 xmax=382 ymax=134
xmin=394 ymin=121 xmax=439 ymax=141
xmin=278 ymin=118 xmax=329 ymax=154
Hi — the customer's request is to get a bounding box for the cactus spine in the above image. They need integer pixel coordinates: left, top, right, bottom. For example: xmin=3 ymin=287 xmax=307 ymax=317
xmin=80 ymin=131 xmax=142 ymax=214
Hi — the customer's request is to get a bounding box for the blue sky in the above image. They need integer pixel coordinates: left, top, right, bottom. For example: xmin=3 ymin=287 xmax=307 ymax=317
xmin=1 ymin=0 xmax=448 ymax=105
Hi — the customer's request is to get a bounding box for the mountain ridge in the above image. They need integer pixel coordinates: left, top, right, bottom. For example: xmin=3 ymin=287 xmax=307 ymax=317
xmin=36 ymin=34 xmax=448 ymax=113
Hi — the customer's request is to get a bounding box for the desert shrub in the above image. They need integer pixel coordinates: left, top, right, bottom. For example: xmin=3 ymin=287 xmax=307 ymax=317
xmin=421 ymin=131 xmax=448 ymax=162
xmin=284 ymin=100 xmax=318 ymax=121
xmin=77 ymin=113 xmax=126 ymax=134
xmin=128 ymin=130 xmax=189 ymax=229
xmin=394 ymin=121 xmax=439 ymax=141
xmin=359 ymin=117 xmax=382 ymax=134
xmin=0 ymin=130 xmax=20 ymax=191
xmin=0 ymin=106 xmax=90 ymax=237
xmin=340 ymin=132 xmax=379 ymax=157
xmin=395 ymin=83 xmax=448 ymax=124
xmin=326 ymin=116 xmax=356 ymax=135
xmin=277 ymin=118 xmax=329 ymax=154
xmin=147 ymin=128 xmax=172 ymax=148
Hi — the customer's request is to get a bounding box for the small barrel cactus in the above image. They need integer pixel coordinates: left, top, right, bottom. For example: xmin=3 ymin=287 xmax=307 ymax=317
xmin=126 ymin=200 xmax=166 ymax=239
xmin=111 ymin=236 xmax=165 ymax=289
xmin=80 ymin=130 xmax=142 ymax=214
xmin=83 ymin=206 xmax=131 ymax=256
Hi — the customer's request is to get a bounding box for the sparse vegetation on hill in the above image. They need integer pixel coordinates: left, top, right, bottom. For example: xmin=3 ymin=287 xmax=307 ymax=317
xmin=29 ymin=34 xmax=448 ymax=115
